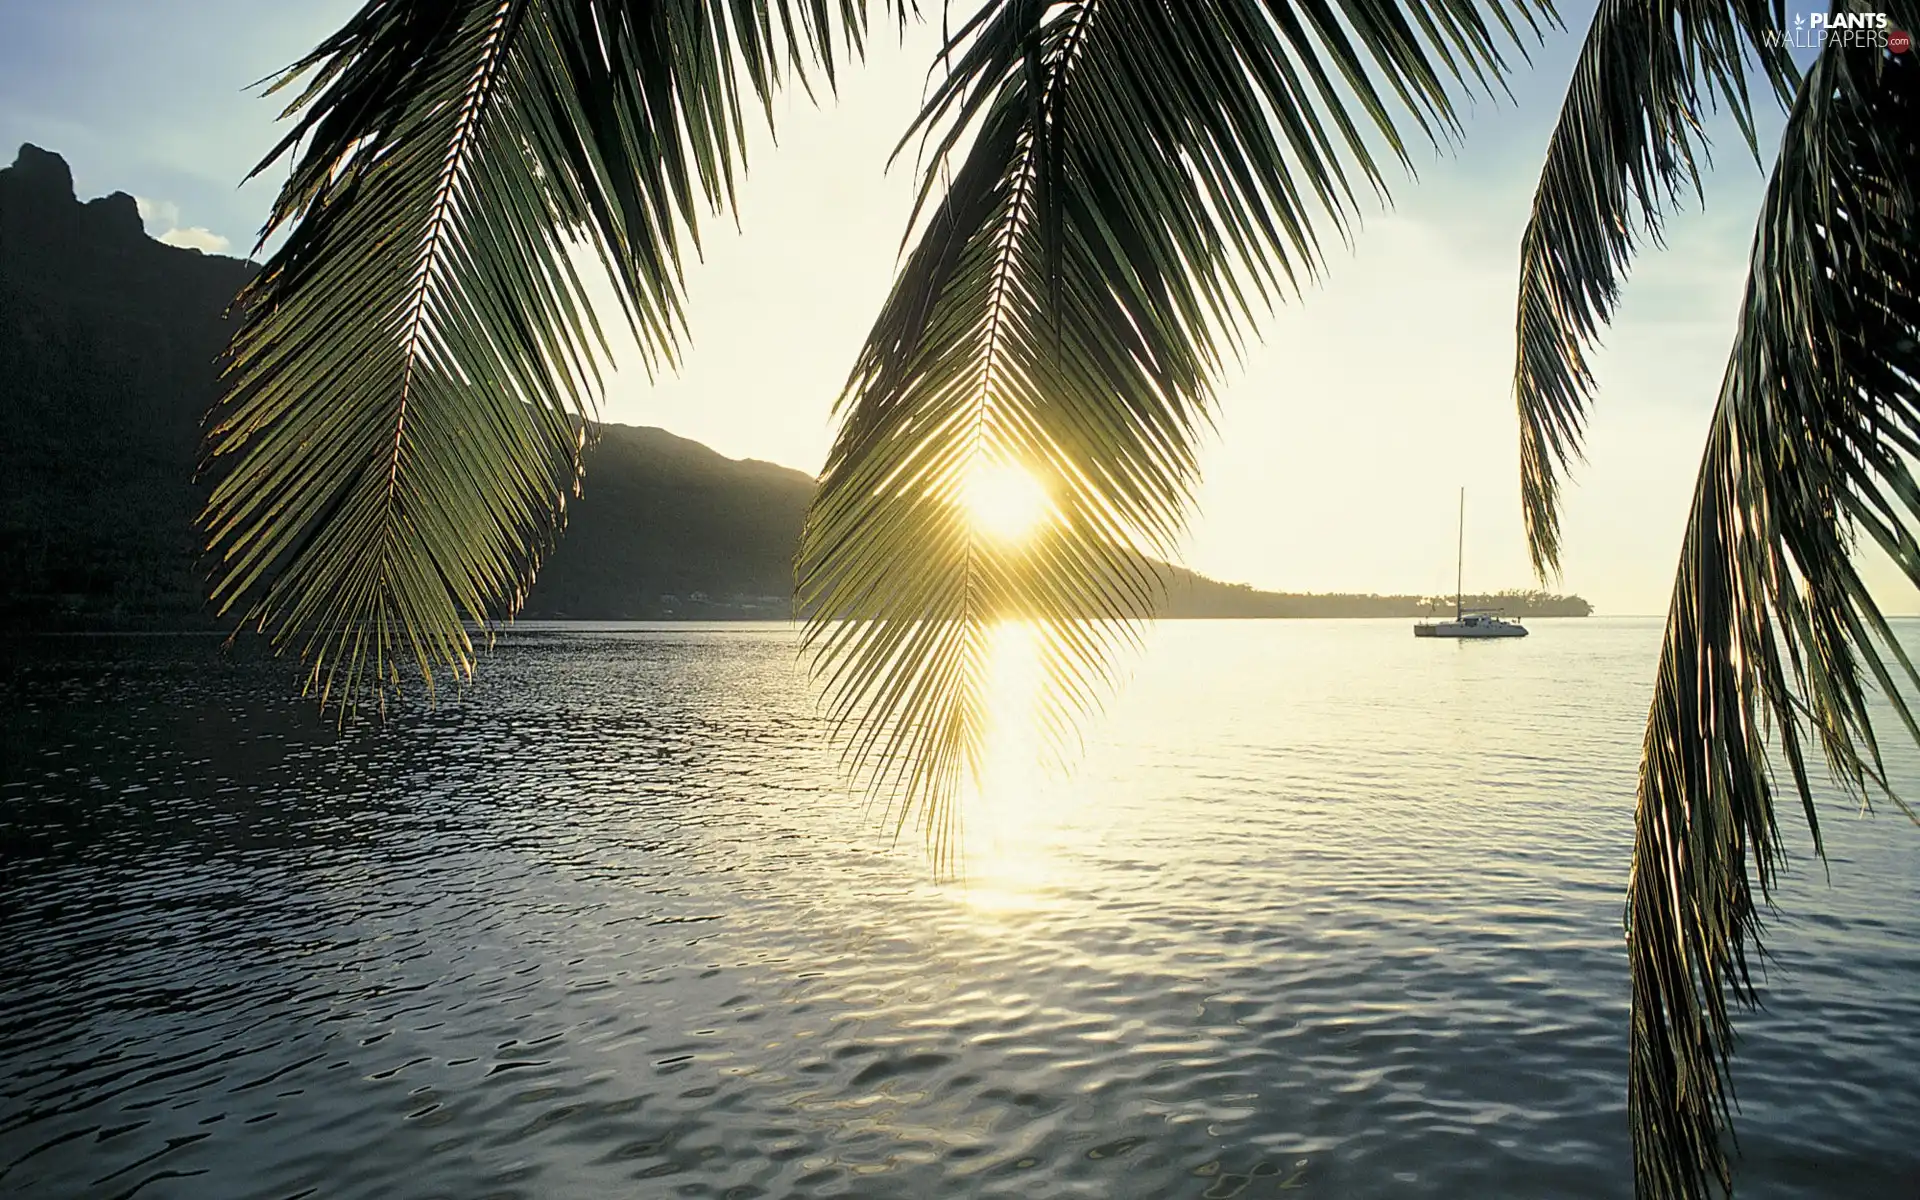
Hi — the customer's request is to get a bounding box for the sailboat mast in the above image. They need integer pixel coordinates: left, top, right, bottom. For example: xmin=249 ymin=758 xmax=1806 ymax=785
xmin=1455 ymin=487 xmax=1464 ymax=620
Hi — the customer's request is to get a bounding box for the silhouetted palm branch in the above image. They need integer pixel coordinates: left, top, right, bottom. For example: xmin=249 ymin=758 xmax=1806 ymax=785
xmin=1511 ymin=0 xmax=1794 ymax=573
xmin=202 ymin=0 xmax=898 ymax=706
xmin=798 ymin=0 xmax=1544 ymax=860
xmin=211 ymin=3 xmax=1920 ymax=1192
xmin=1618 ymin=31 xmax=1920 ymax=1200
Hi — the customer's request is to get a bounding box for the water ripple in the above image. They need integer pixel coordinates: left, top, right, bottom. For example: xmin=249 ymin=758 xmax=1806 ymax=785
xmin=2 ymin=620 xmax=1917 ymax=1198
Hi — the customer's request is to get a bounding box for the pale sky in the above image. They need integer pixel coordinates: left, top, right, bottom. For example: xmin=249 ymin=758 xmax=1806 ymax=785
xmin=2 ymin=0 xmax=1910 ymax=616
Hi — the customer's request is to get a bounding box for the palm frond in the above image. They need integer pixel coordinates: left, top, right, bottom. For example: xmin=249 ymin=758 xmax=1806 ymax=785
xmin=1512 ymin=0 xmax=1796 ymax=574
xmin=1628 ymin=29 xmax=1920 ymax=1198
xmin=798 ymin=0 xmax=1549 ymax=864
xmin=202 ymin=0 xmax=900 ymax=707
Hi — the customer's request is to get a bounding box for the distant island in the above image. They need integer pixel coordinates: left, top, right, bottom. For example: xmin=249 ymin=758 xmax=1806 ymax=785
xmin=0 ymin=145 xmax=1591 ymax=629
xmin=1148 ymin=570 xmax=1592 ymax=620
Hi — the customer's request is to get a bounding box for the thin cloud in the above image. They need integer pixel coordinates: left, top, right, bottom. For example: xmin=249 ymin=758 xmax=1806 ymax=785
xmin=132 ymin=195 xmax=179 ymax=229
xmin=132 ymin=196 xmax=232 ymax=254
xmin=157 ymin=226 xmax=231 ymax=254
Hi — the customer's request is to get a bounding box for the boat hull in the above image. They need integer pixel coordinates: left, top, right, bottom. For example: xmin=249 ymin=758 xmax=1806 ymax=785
xmin=1414 ymin=620 xmax=1527 ymax=638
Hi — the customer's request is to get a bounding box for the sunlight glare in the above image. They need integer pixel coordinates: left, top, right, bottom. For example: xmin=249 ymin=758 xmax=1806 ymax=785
xmin=963 ymin=463 xmax=1053 ymax=545
xmin=958 ymin=621 xmax=1081 ymax=914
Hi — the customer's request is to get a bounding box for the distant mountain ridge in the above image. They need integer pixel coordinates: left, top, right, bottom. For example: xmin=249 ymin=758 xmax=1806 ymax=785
xmin=519 ymin=424 xmax=814 ymax=619
xmin=0 ymin=144 xmax=255 ymax=627
xmin=0 ymin=145 xmax=1590 ymax=628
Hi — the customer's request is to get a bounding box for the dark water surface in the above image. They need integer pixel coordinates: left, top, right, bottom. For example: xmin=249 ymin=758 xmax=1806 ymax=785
xmin=3 ymin=620 xmax=1918 ymax=1199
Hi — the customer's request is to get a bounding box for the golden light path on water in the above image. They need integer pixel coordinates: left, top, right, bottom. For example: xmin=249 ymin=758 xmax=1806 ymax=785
xmin=955 ymin=619 xmax=1097 ymax=915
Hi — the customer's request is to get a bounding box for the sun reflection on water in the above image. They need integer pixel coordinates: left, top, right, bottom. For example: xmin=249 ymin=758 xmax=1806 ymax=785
xmin=956 ymin=620 xmax=1089 ymax=915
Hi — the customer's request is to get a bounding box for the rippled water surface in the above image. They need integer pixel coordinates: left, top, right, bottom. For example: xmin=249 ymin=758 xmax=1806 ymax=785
xmin=4 ymin=619 xmax=1919 ymax=1199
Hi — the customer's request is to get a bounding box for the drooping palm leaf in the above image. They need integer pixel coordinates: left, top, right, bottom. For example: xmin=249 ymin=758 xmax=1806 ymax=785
xmin=202 ymin=0 xmax=899 ymax=707
xmin=1628 ymin=29 xmax=1920 ymax=1198
xmin=797 ymin=0 xmax=1549 ymax=862
xmin=1512 ymin=0 xmax=1796 ymax=573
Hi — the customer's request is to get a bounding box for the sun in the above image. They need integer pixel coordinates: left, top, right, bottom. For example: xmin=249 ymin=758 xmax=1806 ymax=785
xmin=963 ymin=463 xmax=1053 ymax=545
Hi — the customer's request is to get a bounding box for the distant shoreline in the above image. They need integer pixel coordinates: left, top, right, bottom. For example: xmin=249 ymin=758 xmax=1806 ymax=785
xmin=7 ymin=611 xmax=1603 ymax=639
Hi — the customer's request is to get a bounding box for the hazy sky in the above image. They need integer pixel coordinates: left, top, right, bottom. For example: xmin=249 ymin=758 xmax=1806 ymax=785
xmin=2 ymin=0 xmax=1907 ymax=616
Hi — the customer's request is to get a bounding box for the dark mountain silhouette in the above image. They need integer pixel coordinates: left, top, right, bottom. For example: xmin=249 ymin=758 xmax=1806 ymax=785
xmin=519 ymin=426 xmax=814 ymax=619
xmin=0 ymin=145 xmax=1589 ymax=628
xmin=1 ymin=144 xmax=255 ymax=626
xmin=0 ymin=145 xmax=820 ymax=627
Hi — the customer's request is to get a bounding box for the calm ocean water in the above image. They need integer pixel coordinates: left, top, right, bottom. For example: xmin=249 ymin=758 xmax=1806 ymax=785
xmin=2 ymin=619 xmax=1918 ymax=1199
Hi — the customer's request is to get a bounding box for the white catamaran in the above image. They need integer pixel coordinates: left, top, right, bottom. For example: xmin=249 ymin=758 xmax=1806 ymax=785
xmin=1414 ymin=489 xmax=1527 ymax=639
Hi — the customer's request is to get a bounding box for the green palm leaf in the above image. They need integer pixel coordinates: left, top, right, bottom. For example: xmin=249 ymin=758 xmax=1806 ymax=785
xmin=1512 ymin=0 xmax=1795 ymax=573
xmin=202 ymin=0 xmax=897 ymax=707
xmin=1626 ymin=28 xmax=1920 ymax=1198
xmin=797 ymin=0 xmax=1547 ymax=862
